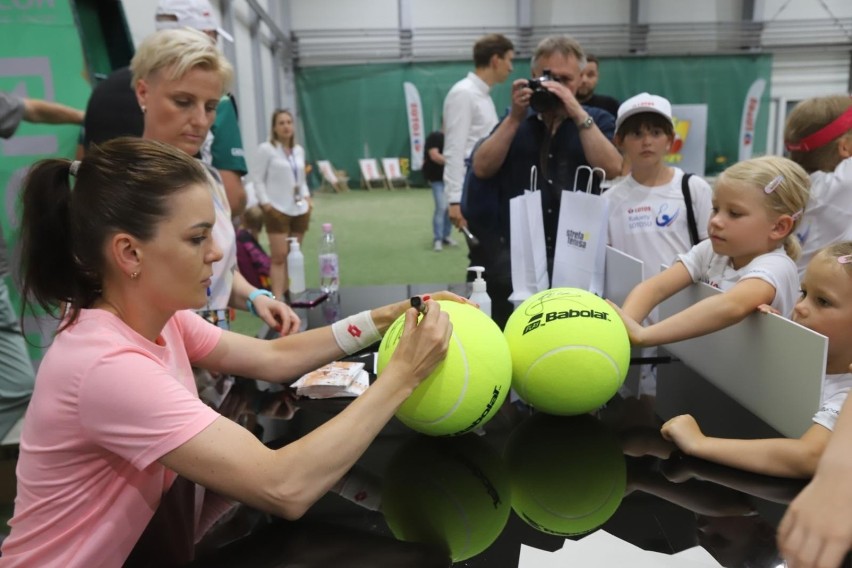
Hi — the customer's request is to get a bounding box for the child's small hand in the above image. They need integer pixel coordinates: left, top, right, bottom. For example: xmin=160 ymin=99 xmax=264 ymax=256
xmin=660 ymin=414 xmax=705 ymax=456
xmin=606 ymin=299 xmax=648 ymax=346
xmin=756 ymin=303 xmax=781 ymax=315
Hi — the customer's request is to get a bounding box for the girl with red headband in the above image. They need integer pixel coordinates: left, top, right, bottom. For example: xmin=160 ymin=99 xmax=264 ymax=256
xmin=784 ymin=95 xmax=852 ymax=279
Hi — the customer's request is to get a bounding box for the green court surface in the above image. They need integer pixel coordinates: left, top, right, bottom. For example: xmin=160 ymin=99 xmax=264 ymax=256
xmin=232 ymin=187 xmax=471 ymax=337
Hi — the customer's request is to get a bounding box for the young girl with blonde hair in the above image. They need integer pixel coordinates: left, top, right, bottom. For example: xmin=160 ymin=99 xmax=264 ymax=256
xmin=612 ymin=155 xmax=809 ymax=347
xmin=661 ymin=242 xmax=852 ymax=479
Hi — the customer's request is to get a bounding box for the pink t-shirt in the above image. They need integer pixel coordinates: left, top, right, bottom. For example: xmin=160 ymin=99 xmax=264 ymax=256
xmin=0 ymin=309 xmax=223 ymax=567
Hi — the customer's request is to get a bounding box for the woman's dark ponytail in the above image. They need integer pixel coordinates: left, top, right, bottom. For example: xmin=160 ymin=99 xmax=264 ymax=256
xmin=19 ymin=159 xmax=84 ymax=326
xmin=18 ymin=137 xmax=210 ymax=330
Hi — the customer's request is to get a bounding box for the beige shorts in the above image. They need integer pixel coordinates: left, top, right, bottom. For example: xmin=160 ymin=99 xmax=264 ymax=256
xmin=264 ymin=207 xmax=311 ymax=234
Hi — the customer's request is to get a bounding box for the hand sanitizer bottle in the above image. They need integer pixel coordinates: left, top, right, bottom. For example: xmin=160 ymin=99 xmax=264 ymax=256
xmin=467 ymin=266 xmax=491 ymax=318
xmin=287 ymin=237 xmax=305 ymax=295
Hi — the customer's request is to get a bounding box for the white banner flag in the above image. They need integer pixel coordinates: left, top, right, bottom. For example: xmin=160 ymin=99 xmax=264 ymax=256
xmin=403 ymin=81 xmax=424 ymax=171
xmin=738 ymin=78 xmax=765 ymax=162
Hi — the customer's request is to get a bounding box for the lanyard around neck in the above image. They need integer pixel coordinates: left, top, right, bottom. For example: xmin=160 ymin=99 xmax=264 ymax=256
xmin=280 ymin=145 xmax=299 ymax=184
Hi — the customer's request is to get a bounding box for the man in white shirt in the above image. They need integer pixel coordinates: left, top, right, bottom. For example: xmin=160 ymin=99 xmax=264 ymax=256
xmin=443 ymin=34 xmax=515 ymax=240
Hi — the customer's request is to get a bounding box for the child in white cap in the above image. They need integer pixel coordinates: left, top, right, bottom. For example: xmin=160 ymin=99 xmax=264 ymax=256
xmin=603 ymin=92 xmax=713 ymax=395
xmin=604 ymin=92 xmax=713 ymax=281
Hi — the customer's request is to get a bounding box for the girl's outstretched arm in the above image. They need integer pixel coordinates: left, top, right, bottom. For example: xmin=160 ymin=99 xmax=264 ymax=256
xmin=620 ymin=276 xmax=777 ymax=347
xmin=621 ymin=262 xmax=694 ymax=322
xmin=661 ymin=414 xmax=830 ymax=479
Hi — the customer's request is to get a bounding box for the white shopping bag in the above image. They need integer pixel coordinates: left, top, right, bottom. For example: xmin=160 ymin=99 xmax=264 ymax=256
xmin=551 ymin=166 xmax=609 ymax=295
xmin=509 ymin=167 xmax=549 ymax=302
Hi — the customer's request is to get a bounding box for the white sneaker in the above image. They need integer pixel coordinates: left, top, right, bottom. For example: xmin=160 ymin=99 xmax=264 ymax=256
xmin=442 ymin=237 xmax=458 ymax=247
xmin=433 ymin=240 xmax=443 ymax=251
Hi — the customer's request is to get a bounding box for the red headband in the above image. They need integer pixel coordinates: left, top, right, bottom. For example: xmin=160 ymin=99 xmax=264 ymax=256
xmin=786 ymin=104 xmax=852 ymax=152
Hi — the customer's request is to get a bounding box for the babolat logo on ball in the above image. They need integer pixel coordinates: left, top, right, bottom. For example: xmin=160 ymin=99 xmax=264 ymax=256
xmin=522 ymin=309 xmax=610 ymax=335
xmin=565 ymin=229 xmax=589 ymax=249
xmin=460 ymin=386 xmax=503 ymax=434
xmin=522 ymin=313 xmax=543 ymax=335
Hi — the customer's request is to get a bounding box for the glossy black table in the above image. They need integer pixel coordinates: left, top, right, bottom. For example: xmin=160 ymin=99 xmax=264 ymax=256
xmin=126 ymin=285 xmax=839 ymax=568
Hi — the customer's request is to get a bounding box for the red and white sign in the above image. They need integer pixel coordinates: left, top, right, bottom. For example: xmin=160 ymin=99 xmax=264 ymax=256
xmin=403 ymin=81 xmax=424 ymax=171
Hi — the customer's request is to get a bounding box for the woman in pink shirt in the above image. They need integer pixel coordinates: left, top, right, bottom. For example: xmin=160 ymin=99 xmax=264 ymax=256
xmin=1 ymin=137 xmax=456 ymax=567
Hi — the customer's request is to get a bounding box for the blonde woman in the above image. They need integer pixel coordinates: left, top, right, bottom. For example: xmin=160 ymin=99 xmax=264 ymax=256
xmin=132 ymin=27 xmax=298 ymax=335
xmin=256 ymin=109 xmax=312 ymax=299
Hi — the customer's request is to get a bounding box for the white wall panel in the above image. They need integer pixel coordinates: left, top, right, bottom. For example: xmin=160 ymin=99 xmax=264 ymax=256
xmin=411 ymin=0 xmax=515 ymax=28
xmin=532 ymin=0 xmax=628 ymax=26
xmin=290 ymin=0 xmax=398 ymax=30
xmin=764 ymin=0 xmax=852 ymax=21
xmin=771 ymin=52 xmax=851 ymax=101
xmin=644 ymin=0 xmax=740 ymax=23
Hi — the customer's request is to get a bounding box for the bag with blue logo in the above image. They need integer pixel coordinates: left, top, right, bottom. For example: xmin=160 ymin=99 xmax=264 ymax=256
xmin=551 ymin=166 xmax=610 ymax=295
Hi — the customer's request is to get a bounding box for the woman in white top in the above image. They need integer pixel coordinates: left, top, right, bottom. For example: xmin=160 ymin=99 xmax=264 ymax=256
xmin=256 ymin=109 xmax=312 ymax=299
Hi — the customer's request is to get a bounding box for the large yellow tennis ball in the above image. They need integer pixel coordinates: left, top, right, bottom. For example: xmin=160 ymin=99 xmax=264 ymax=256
xmin=382 ymin=434 xmax=511 ymax=562
xmin=503 ymin=288 xmax=629 ymax=415
xmin=505 ymin=413 xmax=626 ymax=536
xmin=377 ymin=301 xmax=511 ymax=436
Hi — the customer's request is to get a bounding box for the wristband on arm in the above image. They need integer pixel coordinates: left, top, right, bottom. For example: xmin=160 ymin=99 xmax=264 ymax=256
xmin=331 ymin=311 xmax=382 ymax=355
xmin=247 ymin=289 xmax=275 ymax=316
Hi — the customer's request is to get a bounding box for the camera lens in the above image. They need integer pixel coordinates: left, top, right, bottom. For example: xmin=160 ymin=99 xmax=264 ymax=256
xmin=530 ymin=90 xmax=560 ymax=113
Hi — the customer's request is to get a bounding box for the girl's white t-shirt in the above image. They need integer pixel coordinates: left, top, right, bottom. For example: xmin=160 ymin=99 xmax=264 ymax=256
xmin=796 ymin=156 xmax=852 ymax=279
xmin=814 ymin=372 xmax=852 ymax=431
xmin=677 ymin=239 xmax=800 ymax=316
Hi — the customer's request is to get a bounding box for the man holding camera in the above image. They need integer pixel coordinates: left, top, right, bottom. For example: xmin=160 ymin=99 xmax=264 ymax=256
xmin=467 ymin=35 xmax=622 ymax=328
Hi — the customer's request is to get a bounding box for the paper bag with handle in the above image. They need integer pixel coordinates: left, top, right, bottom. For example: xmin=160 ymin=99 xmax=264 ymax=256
xmin=509 ymin=166 xmax=550 ymax=302
xmin=551 ymin=165 xmax=609 ymax=296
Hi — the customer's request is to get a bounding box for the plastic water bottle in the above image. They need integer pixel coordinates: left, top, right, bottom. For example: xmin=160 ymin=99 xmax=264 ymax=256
xmin=287 ymin=237 xmax=305 ymax=295
xmin=318 ymin=223 xmax=340 ymax=293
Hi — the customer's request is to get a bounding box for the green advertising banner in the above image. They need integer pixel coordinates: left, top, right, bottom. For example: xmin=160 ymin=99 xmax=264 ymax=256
xmin=1 ymin=0 xmax=91 ymax=351
xmin=296 ymin=54 xmax=772 ymax=186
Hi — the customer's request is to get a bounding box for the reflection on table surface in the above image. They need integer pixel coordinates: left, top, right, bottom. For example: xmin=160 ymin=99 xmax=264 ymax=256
xmin=127 ymin=286 xmax=818 ymax=568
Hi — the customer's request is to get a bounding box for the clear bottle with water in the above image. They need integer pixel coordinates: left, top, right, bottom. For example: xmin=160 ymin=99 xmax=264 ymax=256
xmin=318 ymin=223 xmax=340 ymax=293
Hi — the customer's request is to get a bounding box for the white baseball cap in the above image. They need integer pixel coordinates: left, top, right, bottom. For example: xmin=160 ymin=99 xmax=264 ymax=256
xmin=155 ymin=0 xmax=233 ymax=42
xmin=615 ymin=92 xmax=673 ymax=132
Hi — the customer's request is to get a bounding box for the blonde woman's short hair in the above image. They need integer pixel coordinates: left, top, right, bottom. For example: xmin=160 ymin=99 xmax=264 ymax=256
xmin=130 ymin=28 xmax=233 ymax=91
xmin=718 ymin=155 xmax=811 ymax=260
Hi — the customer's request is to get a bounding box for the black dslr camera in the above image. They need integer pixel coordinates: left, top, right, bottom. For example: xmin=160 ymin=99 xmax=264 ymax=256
xmin=527 ymin=69 xmax=561 ymax=113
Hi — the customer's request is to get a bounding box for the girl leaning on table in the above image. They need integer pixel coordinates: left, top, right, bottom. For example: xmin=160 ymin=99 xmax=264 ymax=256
xmin=660 ymin=241 xmax=852 ymax=479
xmin=0 ymin=137 xmax=461 ymax=567
xmin=609 ymin=155 xmax=809 ymax=348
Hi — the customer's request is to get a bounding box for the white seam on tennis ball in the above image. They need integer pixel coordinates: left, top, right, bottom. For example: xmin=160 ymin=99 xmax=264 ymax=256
xmin=521 ymin=345 xmax=622 ymax=389
xmin=419 ymin=477 xmax=473 ymax=559
xmin=413 ymin=332 xmax=469 ymax=426
xmin=528 ymin=475 xmax=621 ymax=521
